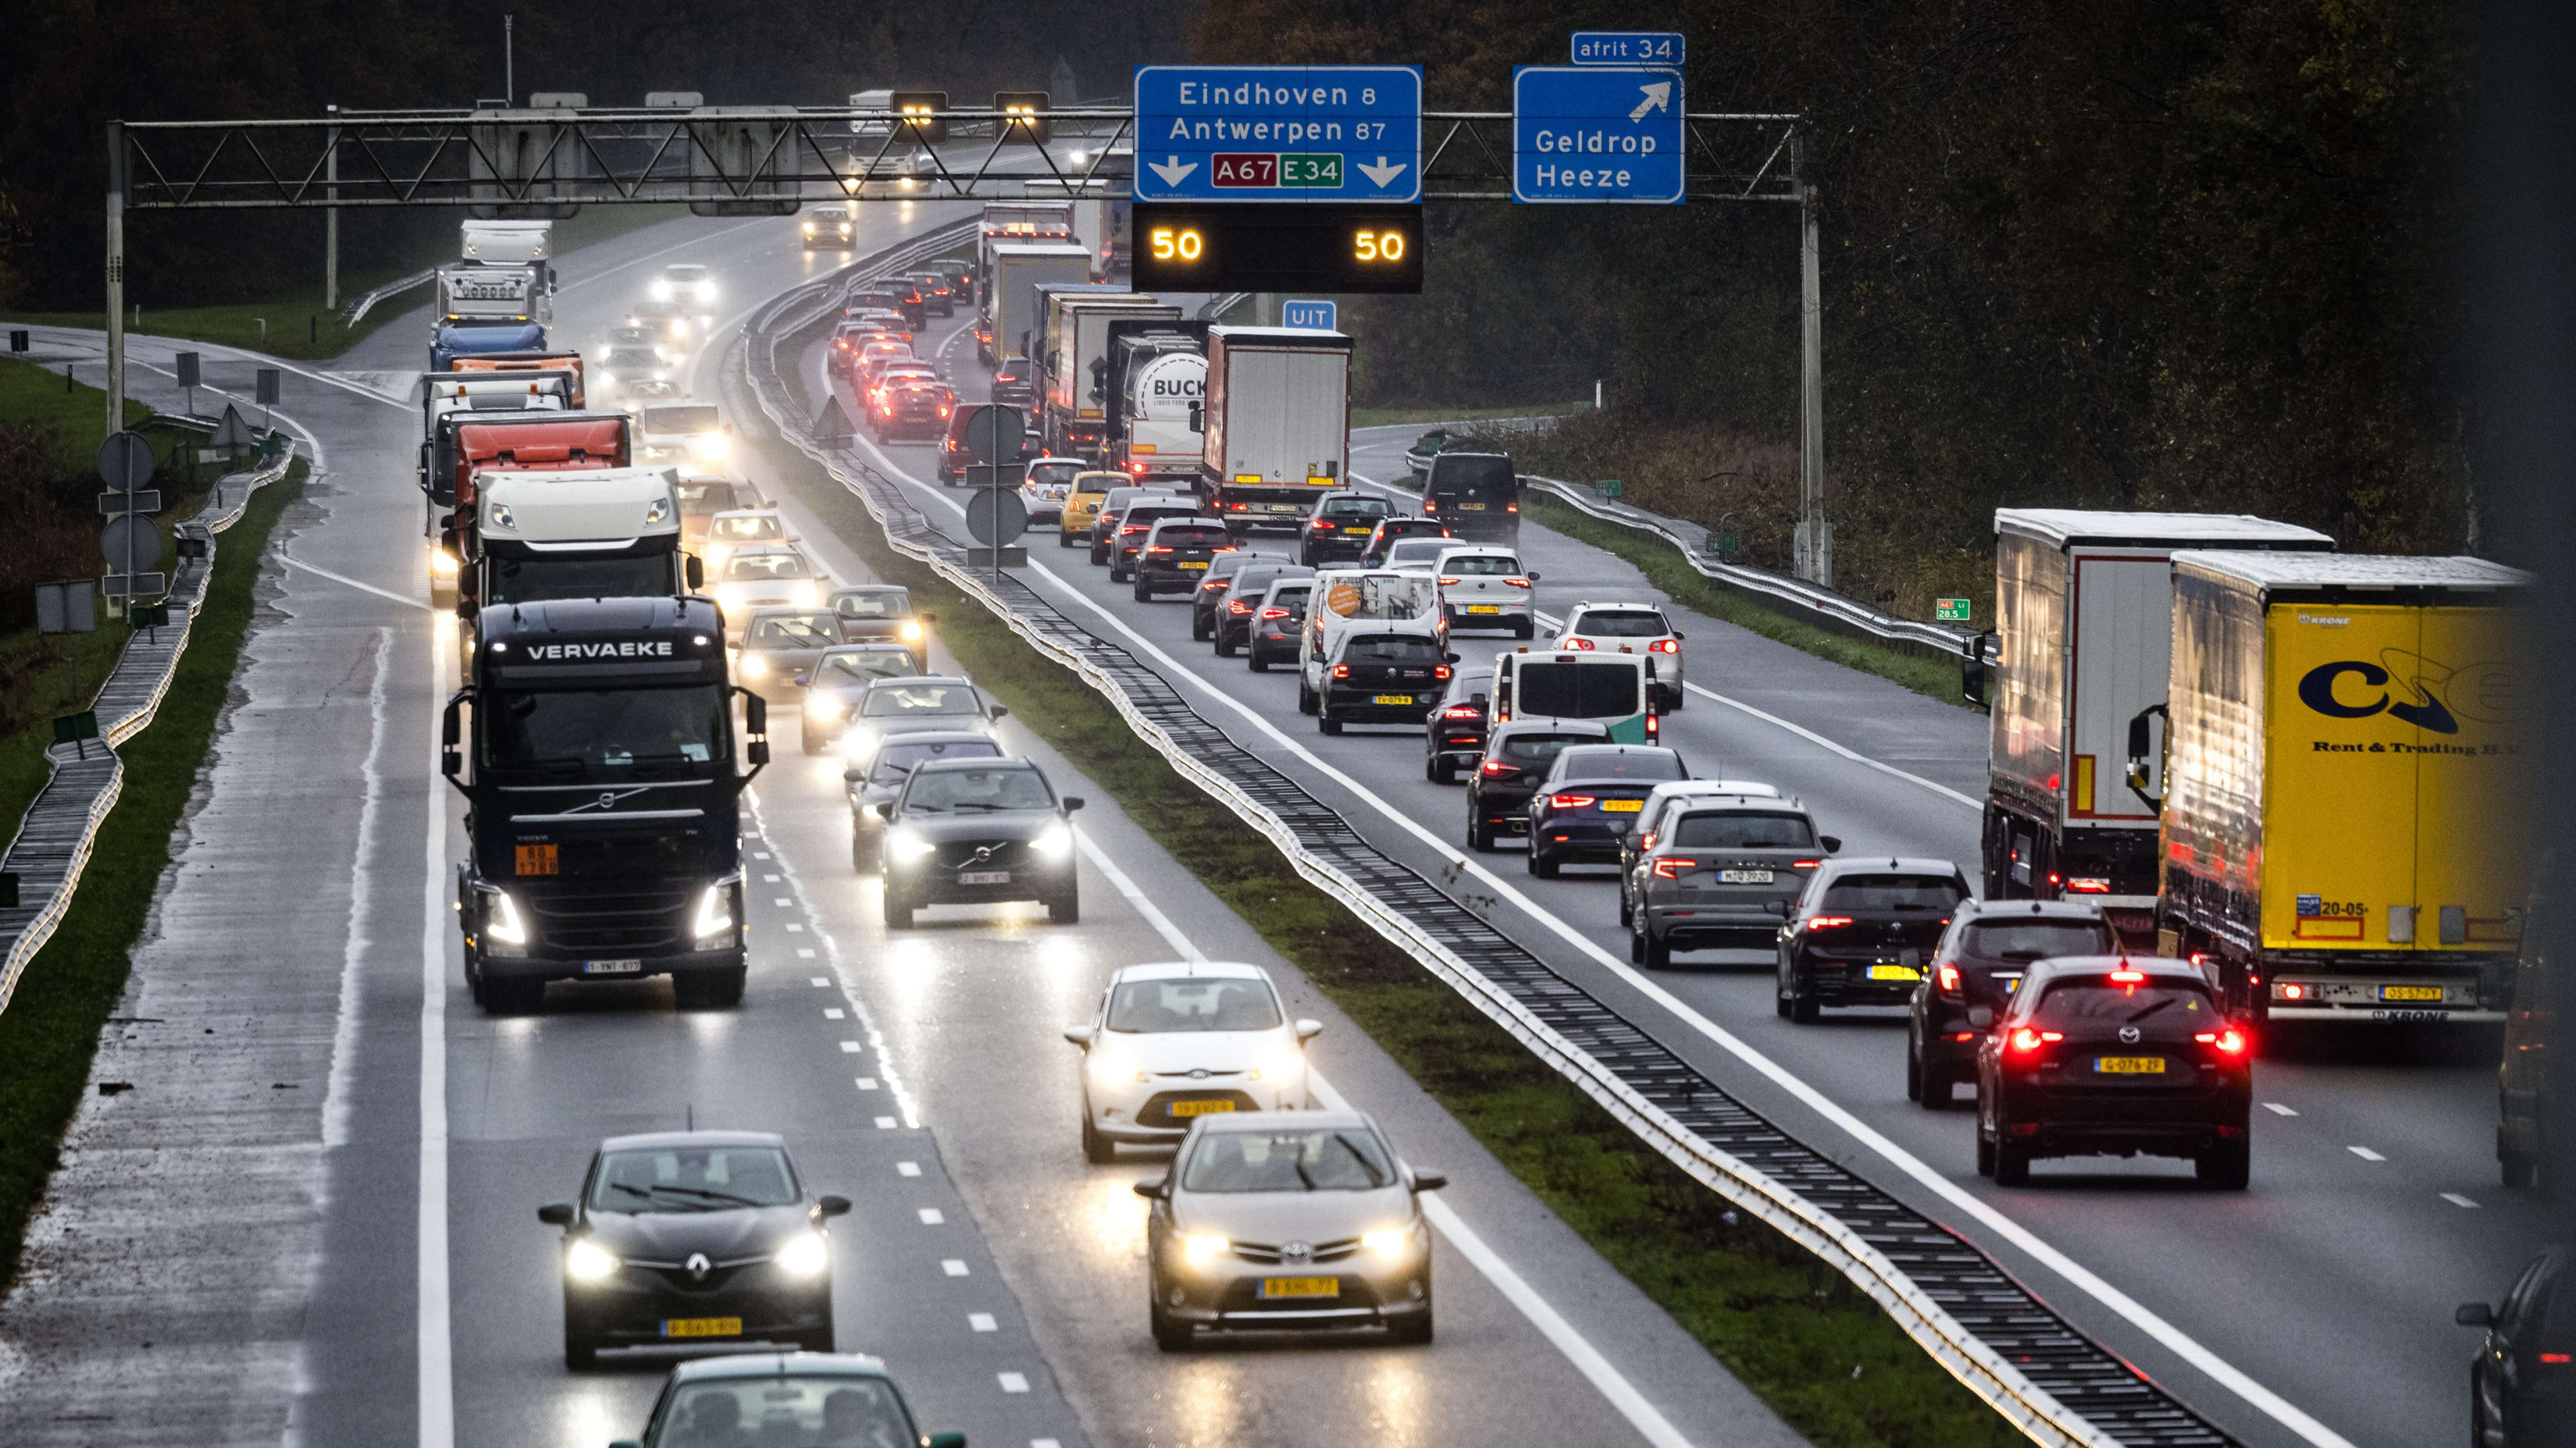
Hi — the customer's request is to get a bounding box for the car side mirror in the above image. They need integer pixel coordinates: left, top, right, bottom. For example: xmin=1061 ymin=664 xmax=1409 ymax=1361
xmin=685 ymin=554 xmax=704 ymax=590
xmin=1471 ymin=693 xmax=1489 ymax=708
xmin=1063 ymin=1025 xmax=1097 ymax=1048
xmin=924 ymin=1435 xmax=966 ymax=1448
xmin=1133 ymin=1174 xmax=1168 ymax=1199
xmin=1672 ymin=631 xmax=1684 ymax=641
xmin=843 ymin=766 xmax=865 ymax=783
xmin=2456 ymin=1302 xmax=2496 ymax=1328
xmin=989 ymin=704 xmax=1009 ymax=720
xmin=816 ymin=1194 xmax=853 ymax=1218
xmin=1819 ymin=836 xmax=1841 ymax=853
xmin=1444 ymin=653 xmax=1460 ymax=664
xmin=610 ymin=1440 xmax=643 ymax=1448
xmin=1062 ymin=796 xmax=1085 ymax=812
xmin=537 ymin=1203 xmax=574 ymax=1227
xmin=920 ymin=610 xmax=937 ymax=624
xmin=1409 ymin=1169 xmax=1448 ymax=1192
xmin=1187 ymin=402 xmax=1203 ymax=433
xmin=1295 ymin=1018 xmax=1323 ymax=1040
xmin=1968 ymin=1005 xmax=1996 ymax=1029
xmin=875 ymin=802 xmax=896 ymax=820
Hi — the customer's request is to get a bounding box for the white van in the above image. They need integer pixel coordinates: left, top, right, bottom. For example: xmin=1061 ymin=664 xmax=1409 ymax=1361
xmin=1297 ymin=569 xmax=1440 ymax=716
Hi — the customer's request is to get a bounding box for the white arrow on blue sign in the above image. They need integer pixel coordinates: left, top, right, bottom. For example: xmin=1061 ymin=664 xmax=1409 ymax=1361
xmin=1132 ymin=65 xmax=1422 ymax=203
xmin=1512 ymin=66 xmax=1685 ymax=205
xmin=1281 ymin=300 xmax=1338 ymax=331
xmin=1571 ymin=31 xmax=1685 ymax=66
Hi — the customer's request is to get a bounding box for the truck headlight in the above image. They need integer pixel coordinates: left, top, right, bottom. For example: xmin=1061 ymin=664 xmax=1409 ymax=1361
xmin=1029 ymin=823 xmax=1072 ymax=858
xmin=431 ymin=549 xmax=460 ymax=576
xmin=564 ymin=1237 xmax=621 ymax=1283
xmin=693 ymin=878 xmax=737 ymax=942
xmin=773 ymin=1230 xmax=828 ymax=1278
xmin=481 ymin=887 xmax=529 ymax=956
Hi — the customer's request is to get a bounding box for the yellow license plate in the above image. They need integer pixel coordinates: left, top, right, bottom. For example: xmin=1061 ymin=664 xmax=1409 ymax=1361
xmin=662 ymin=1317 xmax=743 ymax=1338
xmin=2096 ymin=1056 xmax=2167 ymax=1075
xmin=2381 ymin=985 xmax=2443 ymax=1002
xmin=1260 ymin=1276 xmax=1340 ymax=1299
xmin=1867 ymin=964 xmax=1921 ymax=981
xmin=1344 ymin=526 xmax=1372 ymax=534
xmin=1601 ymin=799 xmax=1644 ymax=813
xmin=1169 ymin=1099 xmax=1235 ymax=1117
xmin=1179 ymin=561 xmax=1209 ymax=569
xmin=1458 ymin=502 xmax=1487 ymax=510
xmin=1465 ymin=604 xmax=1500 ymax=614
xmin=1371 ymin=694 xmax=1415 ymax=706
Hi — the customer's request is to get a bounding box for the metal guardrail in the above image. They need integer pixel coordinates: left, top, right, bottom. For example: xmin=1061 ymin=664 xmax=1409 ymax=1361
xmin=339 ymin=266 xmax=439 ymax=325
xmin=1518 ymin=475 xmax=1997 ymax=667
xmin=0 ymin=441 xmax=295 ymax=1013
xmin=737 ymin=254 xmax=2237 ymax=1448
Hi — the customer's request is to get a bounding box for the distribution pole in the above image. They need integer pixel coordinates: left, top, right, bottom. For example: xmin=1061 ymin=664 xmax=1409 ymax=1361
xmin=1793 ymin=127 xmax=1830 ymax=589
xmin=504 ymin=15 xmax=515 ymax=105
xmin=324 ymin=105 xmax=340 ymax=311
xmin=105 ymin=121 xmax=125 ymax=441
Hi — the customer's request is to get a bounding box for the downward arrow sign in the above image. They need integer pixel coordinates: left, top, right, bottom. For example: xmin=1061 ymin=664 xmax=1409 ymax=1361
xmin=1356 ymin=156 xmax=1409 ymax=188
xmin=1148 ymin=154 xmax=1199 ymax=187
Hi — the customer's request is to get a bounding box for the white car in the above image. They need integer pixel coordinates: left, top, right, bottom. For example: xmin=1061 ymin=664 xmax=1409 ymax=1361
xmin=702 ymin=508 xmax=795 ymax=572
xmin=1433 ymin=545 xmax=1538 ymax=637
xmin=1380 ymin=537 xmax=1453 ymax=575
xmin=653 ymin=263 xmax=718 ymax=310
xmin=1062 ymin=962 xmax=1321 ymax=1163
xmin=713 ymin=544 xmax=824 ymax=632
xmin=1552 ymin=601 xmax=1686 ymax=710
xmin=1020 ymin=457 xmax=1084 ymax=526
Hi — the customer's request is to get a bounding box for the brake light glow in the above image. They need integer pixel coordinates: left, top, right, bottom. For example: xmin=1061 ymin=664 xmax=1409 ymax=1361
xmin=2067 ymin=877 xmax=2110 ymax=893
xmin=1547 ymin=794 xmax=1597 ymax=809
xmin=1806 ymin=915 xmax=1854 ymax=930
xmin=1422 ymin=498 xmax=1437 ymax=510
xmin=2194 ymin=1029 xmax=2248 ymax=1055
xmin=2542 ymin=1353 xmax=2573 ymax=1365
xmin=1649 ymin=638 xmax=1679 ymax=654
xmin=1227 ymin=600 xmax=1254 ymax=614
xmin=1564 ymin=637 xmax=1596 ymax=650
xmin=1791 ymin=858 xmax=1821 ymax=869
xmin=1434 ymin=665 xmax=1452 ymax=680
xmin=1146 ymin=546 xmax=1172 ymax=554
xmin=1438 ymin=576 xmax=1461 ymax=586
xmin=1441 ymin=705 xmax=1480 ymax=719
xmin=1258 ymin=607 xmax=1289 ymax=620
xmin=1936 ymin=962 xmax=1962 ymax=994
xmin=1505 ymin=577 xmax=1532 ymax=588
xmin=1331 ymin=664 xmax=1350 ymax=679
xmin=2110 ymin=969 xmax=2145 ymax=983
xmin=1507 ymin=502 xmax=1519 ymax=512
xmin=2008 ymin=1028 xmax=2064 ymax=1054
xmin=2282 ymin=983 xmax=2306 ymax=1000
xmin=1652 ymin=858 xmax=1696 ymax=879
xmin=1480 ymin=760 xmax=1516 ymax=777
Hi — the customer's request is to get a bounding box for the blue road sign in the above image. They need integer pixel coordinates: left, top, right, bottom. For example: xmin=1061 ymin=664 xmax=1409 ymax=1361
xmin=1513 ymin=67 xmax=1685 ymax=205
xmin=1572 ymin=31 xmax=1685 ymax=66
xmin=1281 ymin=299 xmax=1338 ymax=330
xmin=1133 ymin=66 xmax=1422 ymax=203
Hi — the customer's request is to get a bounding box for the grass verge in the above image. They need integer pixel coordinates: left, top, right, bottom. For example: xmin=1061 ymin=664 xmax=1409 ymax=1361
xmin=1351 ymin=403 xmax=1578 ymax=428
xmin=1523 ymin=491 xmax=1967 ymax=705
xmin=786 ymin=449 xmax=2017 ymax=1448
xmin=0 ymin=461 xmax=306 ymax=1294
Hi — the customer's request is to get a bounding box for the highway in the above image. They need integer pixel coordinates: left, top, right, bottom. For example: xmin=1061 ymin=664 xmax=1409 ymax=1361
xmin=777 ymin=272 xmax=2559 ymax=1448
xmin=0 ymin=209 xmax=1803 ymax=1448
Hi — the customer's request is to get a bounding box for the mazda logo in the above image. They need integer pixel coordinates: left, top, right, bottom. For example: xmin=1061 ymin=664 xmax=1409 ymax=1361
xmin=686 ymin=1252 xmax=712 ymax=1281
xmin=2118 ymin=1026 xmax=2142 ymax=1044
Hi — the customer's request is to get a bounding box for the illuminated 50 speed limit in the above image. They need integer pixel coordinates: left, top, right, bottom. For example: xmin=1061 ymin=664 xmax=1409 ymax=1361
xmin=1131 ymin=204 xmax=1424 ymax=294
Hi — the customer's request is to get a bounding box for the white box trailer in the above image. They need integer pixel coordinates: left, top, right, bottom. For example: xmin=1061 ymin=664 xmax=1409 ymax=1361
xmin=1984 ymin=508 xmax=2332 ymax=934
xmin=1044 ymin=295 xmax=1181 ymax=459
xmin=1200 ymin=325 xmax=1350 ymax=532
xmin=460 ymin=219 xmax=551 ymax=264
xmin=982 ymin=240 xmax=1091 ymax=367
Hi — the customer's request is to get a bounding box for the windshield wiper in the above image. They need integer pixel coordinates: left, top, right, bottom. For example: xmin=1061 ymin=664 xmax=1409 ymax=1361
xmin=645 ymin=1184 xmax=766 ymax=1208
xmin=2125 ymin=997 xmax=2176 ymax=1025
xmin=1332 ymin=1133 xmax=1391 ymax=1188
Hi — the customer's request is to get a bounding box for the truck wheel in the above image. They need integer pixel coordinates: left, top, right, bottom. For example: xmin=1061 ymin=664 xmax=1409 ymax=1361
xmin=675 ymin=967 xmax=745 ymax=1011
xmin=1642 ymin=928 xmax=1672 ymax=970
xmin=484 ymin=977 xmax=544 ymax=1016
xmin=2196 ymin=1140 xmax=2251 ymax=1190
xmin=1992 ymin=1141 xmax=2032 ymax=1186
xmin=882 ymin=893 xmax=914 ymax=930
xmin=1048 ymin=891 xmax=1081 ymax=926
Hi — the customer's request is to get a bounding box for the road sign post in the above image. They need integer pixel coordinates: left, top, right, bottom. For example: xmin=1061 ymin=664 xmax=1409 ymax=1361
xmin=1512 ymin=67 xmax=1686 ymax=205
xmin=963 ymin=405 xmax=1027 ymax=588
xmin=1133 ymin=66 xmax=1423 ymax=205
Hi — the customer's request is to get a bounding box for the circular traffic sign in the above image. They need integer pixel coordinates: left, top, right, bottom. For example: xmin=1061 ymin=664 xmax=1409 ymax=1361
xmin=99 ymin=514 xmax=154 ymax=573
xmin=97 ymin=429 xmax=153 ymax=491
xmin=961 ymin=404 xmax=1024 ymax=466
xmin=965 ymin=488 xmax=1028 ymax=546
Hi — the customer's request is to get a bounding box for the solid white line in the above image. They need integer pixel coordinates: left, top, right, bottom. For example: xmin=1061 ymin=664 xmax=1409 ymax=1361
xmin=1073 ymin=827 xmax=1202 ymax=961
xmin=2440 ymin=1192 xmax=2479 ymax=1209
xmin=748 ymin=789 xmax=922 ymax=1129
xmin=280 ymin=554 xmax=435 ymax=611
xmin=321 ymin=627 xmax=394 ymax=1148
xmin=2349 ymin=1146 xmax=2385 ymax=1162
xmin=843 ymin=423 xmax=2357 ymax=1448
xmin=419 ymin=613 xmax=454 ymax=1448
xmin=1683 ymin=681 xmax=1981 ymax=811
xmin=2263 ymin=1102 xmax=2300 ymax=1117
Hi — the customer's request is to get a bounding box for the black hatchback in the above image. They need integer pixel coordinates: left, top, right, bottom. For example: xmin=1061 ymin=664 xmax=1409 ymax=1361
xmin=1133 ymin=518 xmax=1236 ymax=600
xmin=1423 ymin=665 xmax=1494 ymax=783
xmin=2459 ymin=1246 xmax=2576 ymax=1447
xmin=1212 ymin=563 xmax=1311 ymax=656
xmin=1974 ymin=956 xmax=2253 ymax=1188
xmin=1909 ymin=900 xmax=2116 ymax=1110
xmin=1360 ymin=516 xmax=1454 ymax=567
xmin=1297 ymin=490 xmax=1397 ymax=566
xmin=1318 ymin=630 xmax=1452 ymax=734
xmin=1466 ymin=720 xmax=1612 ymax=852
xmin=1524 ymin=744 xmax=1689 ymax=878
xmin=1777 ymin=858 xmax=1970 ymax=1021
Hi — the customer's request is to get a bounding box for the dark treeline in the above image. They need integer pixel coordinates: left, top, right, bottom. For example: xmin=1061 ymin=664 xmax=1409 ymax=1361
xmin=1195 ymin=1 xmax=2485 ymax=609
xmin=0 ymin=0 xmax=1189 ymax=312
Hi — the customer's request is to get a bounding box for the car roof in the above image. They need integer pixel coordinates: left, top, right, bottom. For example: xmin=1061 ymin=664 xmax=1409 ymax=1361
xmin=833 ymin=583 xmax=906 ymax=596
xmin=820 ymin=641 xmax=912 ymax=655
xmin=865 ymin=673 xmax=972 ymax=691
xmin=2018 ymin=954 xmax=2204 ymax=983
xmin=1648 ymin=779 xmax=1780 ymax=800
xmin=1190 ymin=1107 xmax=1374 ymax=1135
xmin=745 ymin=606 xmax=833 ymax=621
xmin=1813 ymin=856 xmax=1968 ymax=880
xmin=726 ymin=542 xmax=802 ymax=557
xmin=911 ymin=755 xmax=1038 ymax=775
xmin=669 ymin=1351 xmax=893 ymax=1384
xmin=1570 ymin=601 xmax=1667 ymax=615
xmin=866 ymin=728 xmax=997 ymax=748
xmin=1670 ymin=796 xmax=1808 ymax=817
xmin=708 ymin=508 xmax=781 ymax=520
xmin=1955 ymin=897 xmax=2108 ymax=924
xmin=1434 ymin=545 xmax=1515 ymax=557
xmin=1028 ymin=455 xmax=1085 ymax=466
xmin=599 ymin=1128 xmax=785 ymax=1152
xmin=1110 ymin=960 xmax=1270 ymax=984
xmin=1496 ymin=718 xmax=1612 ymax=737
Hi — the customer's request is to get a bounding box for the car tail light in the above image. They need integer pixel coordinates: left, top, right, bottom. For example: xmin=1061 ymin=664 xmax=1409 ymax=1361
xmin=1547 ymin=794 xmax=1597 ymax=809
xmin=1790 ymin=858 xmax=1821 ymax=869
xmin=1331 ymin=664 xmax=1350 ymax=679
xmin=1227 ymin=600 xmax=1254 ymax=614
xmin=1806 ymin=915 xmax=1854 ymax=930
xmin=2008 ymin=1027 xmax=2063 ymax=1055
xmin=939 ymin=406 xmax=951 ymax=417
xmin=1649 ymin=638 xmax=1679 ymax=654
xmin=1121 ymin=524 xmax=1148 ymax=535
xmin=1438 ymin=576 xmax=1461 ymax=586
xmin=2540 ymin=1353 xmax=2573 ymax=1365
xmin=1505 ymin=577 xmax=1532 ymax=588
xmin=1214 ymin=545 xmax=1238 ymax=553
xmin=1441 ymin=705 xmax=1479 ymax=719
xmin=2066 ymin=877 xmax=2110 ymax=893
xmin=2110 ymin=968 xmax=2145 ymax=983
xmin=1507 ymin=502 xmax=1519 ymax=512
xmin=1646 ymin=712 xmax=1658 ymax=738
xmin=1480 ymin=760 xmax=1517 ymax=777
xmin=1564 ymin=637 xmax=1595 ymax=650
xmin=2194 ymin=1029 xmax=2248 ymax=1055
xmin=1259 ymin=607 xmax=1289 ymax=620
xmin=1422 ymin=498 xmax=1438 ymax=511
xmin=1936 ymin=962 xmax=1962 ymax=994
xmin=1651 ymin=858 xmax=1697 ymax=879
xmin=1434 ymin=665 xmax=1452 ymax=680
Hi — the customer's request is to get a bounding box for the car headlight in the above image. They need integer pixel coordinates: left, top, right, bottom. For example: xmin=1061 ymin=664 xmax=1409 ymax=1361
xmin=804 ymin=693 xmax=842 ymax=720
xmin=564 ymin=1237 xmax=621 ymax=1282
xmin=1029 ymin=822 xmax=1072 ymax=858
xmin=1180 ymin=1233 xmax=1229 ymax=1268
xmin=793 ymin=582 xmax=822 ymax=608
xmin=595 ymin=370 xmax=614 ymax=386
xmin=481 ymin=886 xmax=529 ymax=951
xmin=898 ymin=620 xmax=924 ymax=643
xmin=1362 ymin=1226 xmax=1417 ymax=1262
xmin=740 ymin=655 xmax=768 ymax=680
xmin=696 ymin=282 xmax=718 ymax=303
xmin=693 ymin=433 xmax=730 ymax=460
xmin=1247 ymin=1045 xmax=1303 ymax=1083
xmin=803 ymin=221 xmax=817 ymax=234
xmin=773 ymin=1230 xmax=828 ymax=1278
xmin=672 ymin=319 xmax=690 ymax=339
xmin=884 ymin=827 xmax=936 ymax=862
xmin=651 ymin=280 xmax=674 ymax=301
xmin=693 ymin=878 xmax=737 ymax=941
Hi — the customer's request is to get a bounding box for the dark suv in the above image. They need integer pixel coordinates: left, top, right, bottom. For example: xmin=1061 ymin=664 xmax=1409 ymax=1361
xmin=1211 ymin=563 xmax=1310 ymax=656
xmin=1628 ymin=798 xmax=1835 ymax=967
xmin=1909 ymin=900 xmax=2115 ymax=1109
xmin=1244 ymin=577 xmax=1313 ymax=673
xmin=1132 ymin=518 xmax=1236 ymax=601
xmin=1109 ymin=502 xmax=1206 ymax=581
xmin=1419 ymin=451 xmax=1519 ymax=544
xmin=1466 ymin=720 xmax=1612 ymax=852
xmin=2458 ymin=1246 xmax=2575 ymax=1447
xmin=872 ymin=377 xmax=955 ymax=442
xmin=875 ymin=759 xmax=1084 ymax=928
xmin=1523 ymin=744 xmax=1688 ymax=879
xmin=1776 ymin=858 xmax=1970 ymax=1021
xmin=1318 ymin=630 xmax=1452 ymax=735
xmin=1186 ymin=551 xmax=1261 ymax=638
xmin=1975 ymin=956 xmax=2253 ymax=1188
xmin=905 ymin=269 xmax=956 ymax=317
xmin=1298 ymin=490 xmax=1397 ymax=567
xmin=1360 ymin=516 xmax=1453 ymax=567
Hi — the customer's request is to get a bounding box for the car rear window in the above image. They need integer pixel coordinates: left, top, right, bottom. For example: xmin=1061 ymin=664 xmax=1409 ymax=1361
xmin=1819 ymin=874 xmax=1966 ymax=912
xmin=1344 ymin=634 xmax=1446 ymax=665
xmin=724 ymin=551 xmax=811 ymax=580
xmin=709 ymin=514 xmax=782 ymax=541
xmin=868 ymin=736 xmax=998 ymax=781
xmin=1155 ymin=526 xmax=1230 ymax=549
xmin=1576 ymin=610 xmax=1672 ymax=638
xmin=860 ymin=683 xmax=979 ymax=717
xmin=2028 ymin=981 xmax=2218 ymax=1032
xmin=835 ymin=589 xmax=908 ymax=618
xmin=1499 ymin=732 xmax=1605 ymax=764
xmin=1382 ymin=518 xmax=1446 ymax=537
xmin=1516 ymin=662 xmax=1642 ymax=718
xmin=1555 ymin=748 xmax=1685 ymax=781
xmin=818 ymin=650 xmax=917 ymax=685
xmin=748 ymin=614 xmax=840 ymax=647
xmin=1669 ymin=812 xmax=1815 ymax=848
xmin=1429 ymin=455 xmax=1516 ymax=497
xmin=1385 ymin=539 xmax=1452 ymax=565
xmin=1443 ymin=554 xmax=1521 ymax=575
xmin=1964 ymin=920 xmax=2114 ymax=961
xmin=1028 ymin=461 xmax=1083 ymax=488
xmin=1320 ymin=496 xmax=1393 ymax=518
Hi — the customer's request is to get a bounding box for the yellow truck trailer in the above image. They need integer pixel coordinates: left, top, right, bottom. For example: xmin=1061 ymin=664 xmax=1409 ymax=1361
xmin=2139 ymin=552 xmax=2532 ymax=1024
